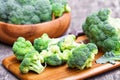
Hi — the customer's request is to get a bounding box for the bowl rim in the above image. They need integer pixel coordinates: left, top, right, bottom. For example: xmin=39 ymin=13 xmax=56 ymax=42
xmin=0 ymin=12 xmax=70 ymax=27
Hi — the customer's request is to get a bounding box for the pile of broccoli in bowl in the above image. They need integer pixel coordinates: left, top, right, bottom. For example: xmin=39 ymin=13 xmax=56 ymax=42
xmin=12 ymin=33 xmax=98 ymax=74
xmin=0 ymin=0 xmax=71 ymax=25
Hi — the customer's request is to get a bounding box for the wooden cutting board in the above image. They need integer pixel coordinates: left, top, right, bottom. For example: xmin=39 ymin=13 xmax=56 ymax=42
xmin=2 ymin=35 xmax=120 ymax=80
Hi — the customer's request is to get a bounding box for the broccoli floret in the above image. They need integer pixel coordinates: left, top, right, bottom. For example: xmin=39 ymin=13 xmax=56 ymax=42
xmin=82 ymin=8 xmax=120 ymax=64
xmin=43 ymin=44 xmax=64 ymax=66
xmin=34 ymin=33 xmax=51 ymax=52
xmin=19 ymin=50 xmax=45 ymax=74
xmin=12 ymin=37 xmax=35 ymax=61
xmin=67 ymin=43 xmax=98 ymax=70
xmin=40 ymin=44 xmax=71 ymax=66
xmin=61 ymin=50 xmax=72 ymax=63
xmin=58 ymin=34 xmax=78 ymax=51
xmin=44 ymin=53 xmax=63 ymax=66
xmin=52 ymin=3 xmax=65 ymax=17
xmin=50 ymin=0 xmax=71 ymax=18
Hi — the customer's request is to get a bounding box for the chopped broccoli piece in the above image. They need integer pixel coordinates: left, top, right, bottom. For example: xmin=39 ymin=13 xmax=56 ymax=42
xmin=61 ymin=50 xmax=72 ymax=63
xmin=58 ymin=34 xmax=78 ymax=51
xmin=40 ymin=43 xmax=71 ymax=66
xmin=43 ymin=44 xmax=64 ymax=66
xmin=19 ymin=50 xmax=45 ymax=74
xmin=44 ymin=53 xmax=63 ymax=66
xmin=52 ymin=3 xmax=65 ymax=17
xmin=34 ymin=33 xmax=51 ymax=52
xmin=67 ymin=43 xmax=98 ymax=70
xmin=50 ymin=0 xmax=71 ymax=18
xmin=12 ymin=37 xmax=35 ymax=61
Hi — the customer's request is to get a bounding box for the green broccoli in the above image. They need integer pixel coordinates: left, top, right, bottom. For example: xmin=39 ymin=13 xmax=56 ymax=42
xmin=12 ymin=37 xmax=35 ymax=61
xmin=0 ymin=0 xmax=7 ymax=22
xmin=58 ymin=34 xmax=79 ymax=52
xmin=8 ymin=5 xmax=40 ymax=24
xmin=40 ymin=44 xmax=71 ymax=66
xmin=82 ymin=8 xmax=120 ymax=64
xmin=43 ymin=44 xmax=64 ymax=66
xmin=34 ymin=33 xmax=51 ymax=52
xmin=50 ymin=0 xmax=71 ymax=17
xmin=0 ymin=0 xmax=70 ymax=24
xmin=49 ymin=0 xmax=67 ymax=5
xmin=61 ymin=50 xmax=72 ymax=63
xmin=33 ymin=0 xmax=52 ymax=22
xmin=67 ymin=43 xmax=98 ymax=70
xmin=44 ymin=53 xmax=63 ymax=66
xmin=52 ymin=3 xmax=65 ymax=17
xmin=19 ymin=50 xmax=45 ymax=74
xmin=0 ymin=0 xmax=52 ymax=24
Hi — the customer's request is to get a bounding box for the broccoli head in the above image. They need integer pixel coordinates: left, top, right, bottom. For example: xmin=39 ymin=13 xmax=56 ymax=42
xmin=12 ymin=37 xmax=35 ymax=61
xmin=34 ymin=33 xmax=51 ymax=52
xmin=82 ymin=8 xmax=120 ymax=52
xmin=19 ymin=50 xmax=45 ymax=74
xmin=82 ymin=8 xmax=120 ymax=64
xmin=67 ymin=43 xmax=98 ymax=70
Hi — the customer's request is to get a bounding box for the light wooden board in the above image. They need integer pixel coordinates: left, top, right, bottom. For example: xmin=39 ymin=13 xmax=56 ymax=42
xmin=2 ymin=35 xmax=120 ymax=80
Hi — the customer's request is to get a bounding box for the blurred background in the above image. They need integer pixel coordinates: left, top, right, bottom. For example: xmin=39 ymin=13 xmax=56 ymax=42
xmin=67 ymin=0 xmax=120 ymax=35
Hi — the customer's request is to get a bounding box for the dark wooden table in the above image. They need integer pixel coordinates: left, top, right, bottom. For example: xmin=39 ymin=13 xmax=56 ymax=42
xmin=1 ymin=0 xmax=120 ymax=80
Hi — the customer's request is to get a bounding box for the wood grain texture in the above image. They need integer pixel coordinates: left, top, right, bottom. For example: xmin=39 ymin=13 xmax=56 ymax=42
xmin=2 ymin=35 xmax=120 ymax=80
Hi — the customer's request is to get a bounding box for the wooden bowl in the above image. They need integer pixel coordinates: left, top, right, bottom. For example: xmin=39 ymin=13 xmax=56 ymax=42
xmin=0 ymin=13 xmax=71 ymax=45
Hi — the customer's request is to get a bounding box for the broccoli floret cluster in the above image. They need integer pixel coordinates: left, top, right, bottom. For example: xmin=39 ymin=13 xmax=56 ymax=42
xmin=35 ymin=34 xmax=78 ymax=66
xmin=12 ymin=33 xmax=98 ymax=74
xmin=50 ymin=0 xmax=71 ymax=17
xmin=34 ymin=33 xmax=51 ymax=52
xmin=19 ymin=50 xmax=45 ymax=74
xmin=0 ymin=0 xmax=70 ymax=24
xmin=12 ymin=37 xmax=46 ymax=74
xmin=58 ymin=34 xmax=78 ymax=51
xmin=67 ymin=43 xmax=98 ymax=70
xmin=82 ymin=8 xmax=120 ymax=64
xmin=12 ymin=37 xmax=35 ymax=61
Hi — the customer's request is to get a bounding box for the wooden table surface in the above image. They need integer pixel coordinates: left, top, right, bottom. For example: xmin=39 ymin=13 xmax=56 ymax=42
xmin=1 ymin=0 xmax=120 ymax=80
